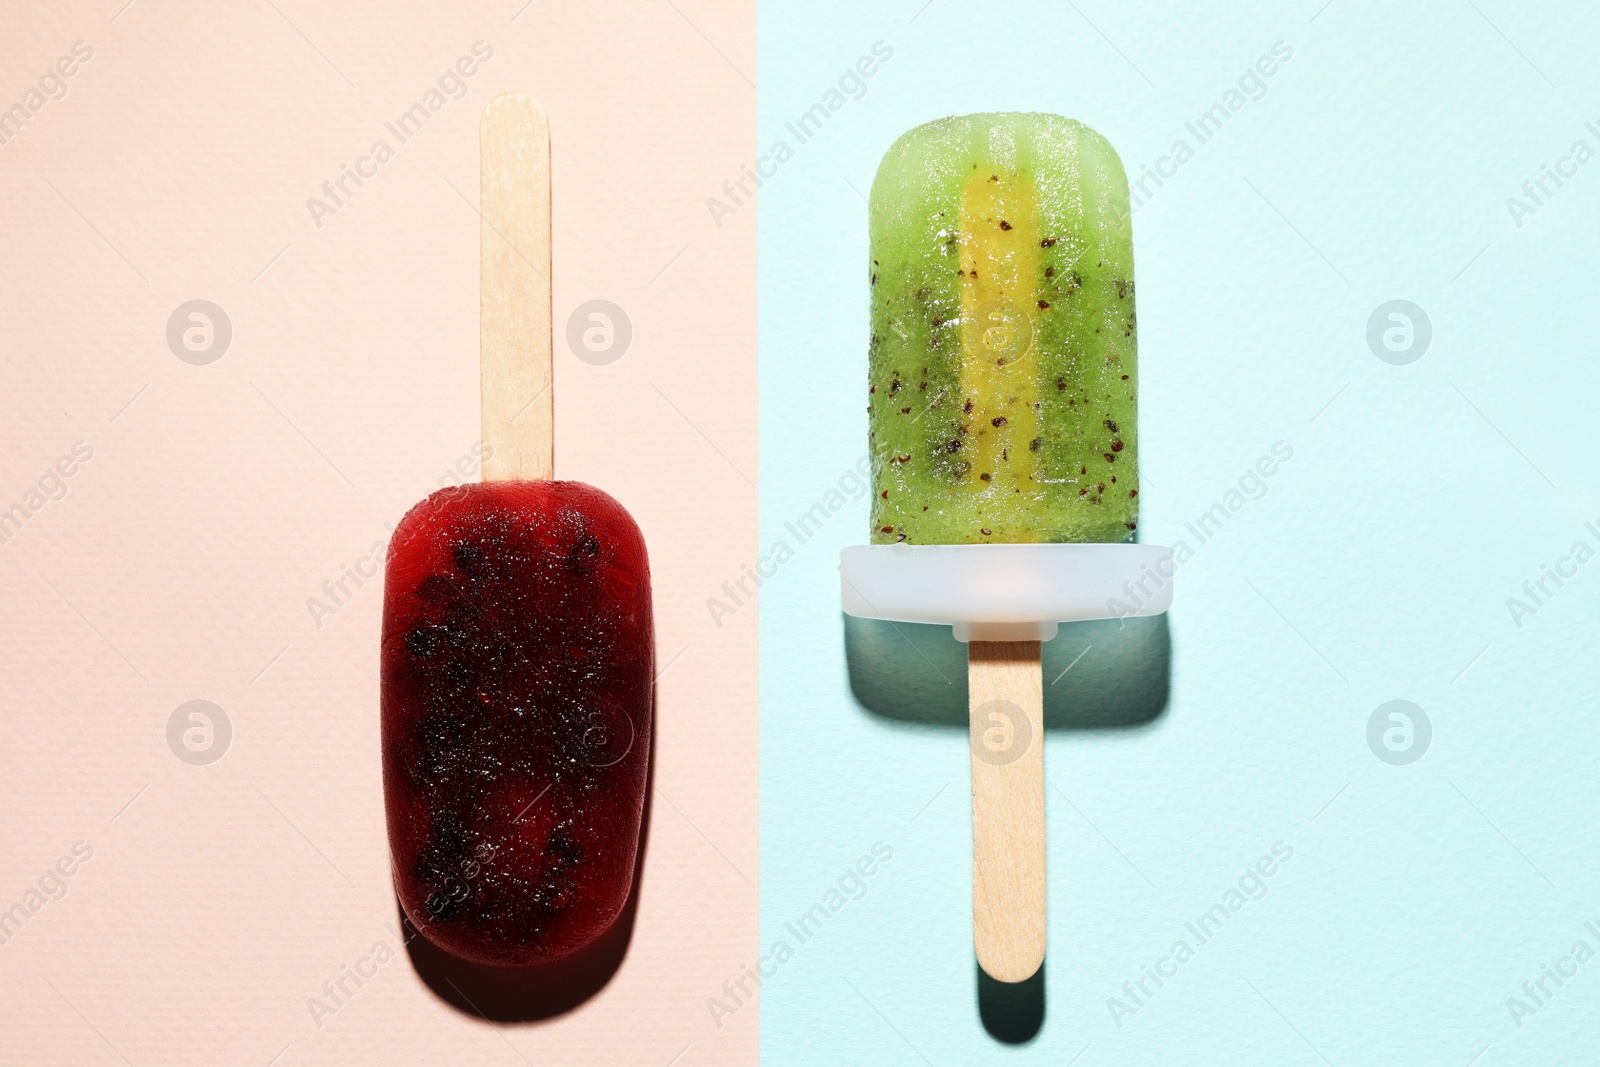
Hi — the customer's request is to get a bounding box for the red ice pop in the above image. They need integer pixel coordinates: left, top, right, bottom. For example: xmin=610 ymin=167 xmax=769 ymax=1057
xmin=381 ymin=95 xmax=653 ymax=967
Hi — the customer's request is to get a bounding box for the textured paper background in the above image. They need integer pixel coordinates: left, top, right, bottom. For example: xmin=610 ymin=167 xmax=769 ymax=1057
xmin=0 ymin=2 xmax=756 ymax=1063
xmin=759 ymin=2 xmax=1600 ymax=1065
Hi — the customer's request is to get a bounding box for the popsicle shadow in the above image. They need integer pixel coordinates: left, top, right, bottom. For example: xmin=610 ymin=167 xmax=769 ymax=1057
xmin=844 ymin=612 xmax=1171 ymax=729
xmin=400 ymin=701 xmax=656 ymax=1022
xmin=978 ymin=960 xmax=1045 ymax=1044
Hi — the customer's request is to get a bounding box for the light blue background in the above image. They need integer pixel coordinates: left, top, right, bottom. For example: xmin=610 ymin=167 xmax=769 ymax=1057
xmin=759 ymin=2 xmax=1600 ymax=1064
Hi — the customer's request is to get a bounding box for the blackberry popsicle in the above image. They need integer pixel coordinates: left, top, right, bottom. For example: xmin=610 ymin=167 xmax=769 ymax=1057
xmin=381 ymin=95 xmax=653 ymax=967
xmin=843 ymin=113 xmax=1170 ymax=982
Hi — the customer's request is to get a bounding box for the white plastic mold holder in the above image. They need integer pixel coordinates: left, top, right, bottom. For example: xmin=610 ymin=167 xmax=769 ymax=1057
xmin=839 ymin=542 xmax=1174 ymax=643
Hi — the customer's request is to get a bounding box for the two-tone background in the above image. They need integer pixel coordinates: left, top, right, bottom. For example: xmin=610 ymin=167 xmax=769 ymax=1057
xmin=6 ymin=1 xmax=1600 ymax=1064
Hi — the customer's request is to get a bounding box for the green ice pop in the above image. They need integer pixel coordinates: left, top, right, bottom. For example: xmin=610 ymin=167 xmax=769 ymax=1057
xmin=868 ymin=113 xmax=1138 ymax=545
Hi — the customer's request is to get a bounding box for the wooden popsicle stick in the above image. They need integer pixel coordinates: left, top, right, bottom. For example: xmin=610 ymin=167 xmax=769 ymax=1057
xmin=480 ymin=93 xmax=553 ymax=483
xmin=968 ymin=640 xmax=1046 ymax=983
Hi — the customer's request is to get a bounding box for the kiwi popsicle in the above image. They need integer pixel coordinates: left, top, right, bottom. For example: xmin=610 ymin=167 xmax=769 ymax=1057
xmin=862 ymin=113 xmax=1141 ymax=983
xmin=868 ymin=113 xmax=1137 ymax=545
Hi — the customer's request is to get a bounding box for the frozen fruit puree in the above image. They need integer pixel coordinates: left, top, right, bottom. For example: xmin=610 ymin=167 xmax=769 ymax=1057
xmin=381 ymin=480 xmax=652 ymax=966
xmin=868 ymin=112 xmax=1138 ymax=545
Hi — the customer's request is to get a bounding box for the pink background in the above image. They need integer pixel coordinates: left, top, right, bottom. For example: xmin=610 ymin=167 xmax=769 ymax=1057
xmin=0 ymin=1 xmax=756 ymax=1063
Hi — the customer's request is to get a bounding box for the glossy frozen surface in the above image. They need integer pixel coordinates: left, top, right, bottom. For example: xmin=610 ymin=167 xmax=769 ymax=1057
xmin=381 ymin=480 xmax=652 ymax=966
xmin=868 ymin=112 xmax=1138 ymax=545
